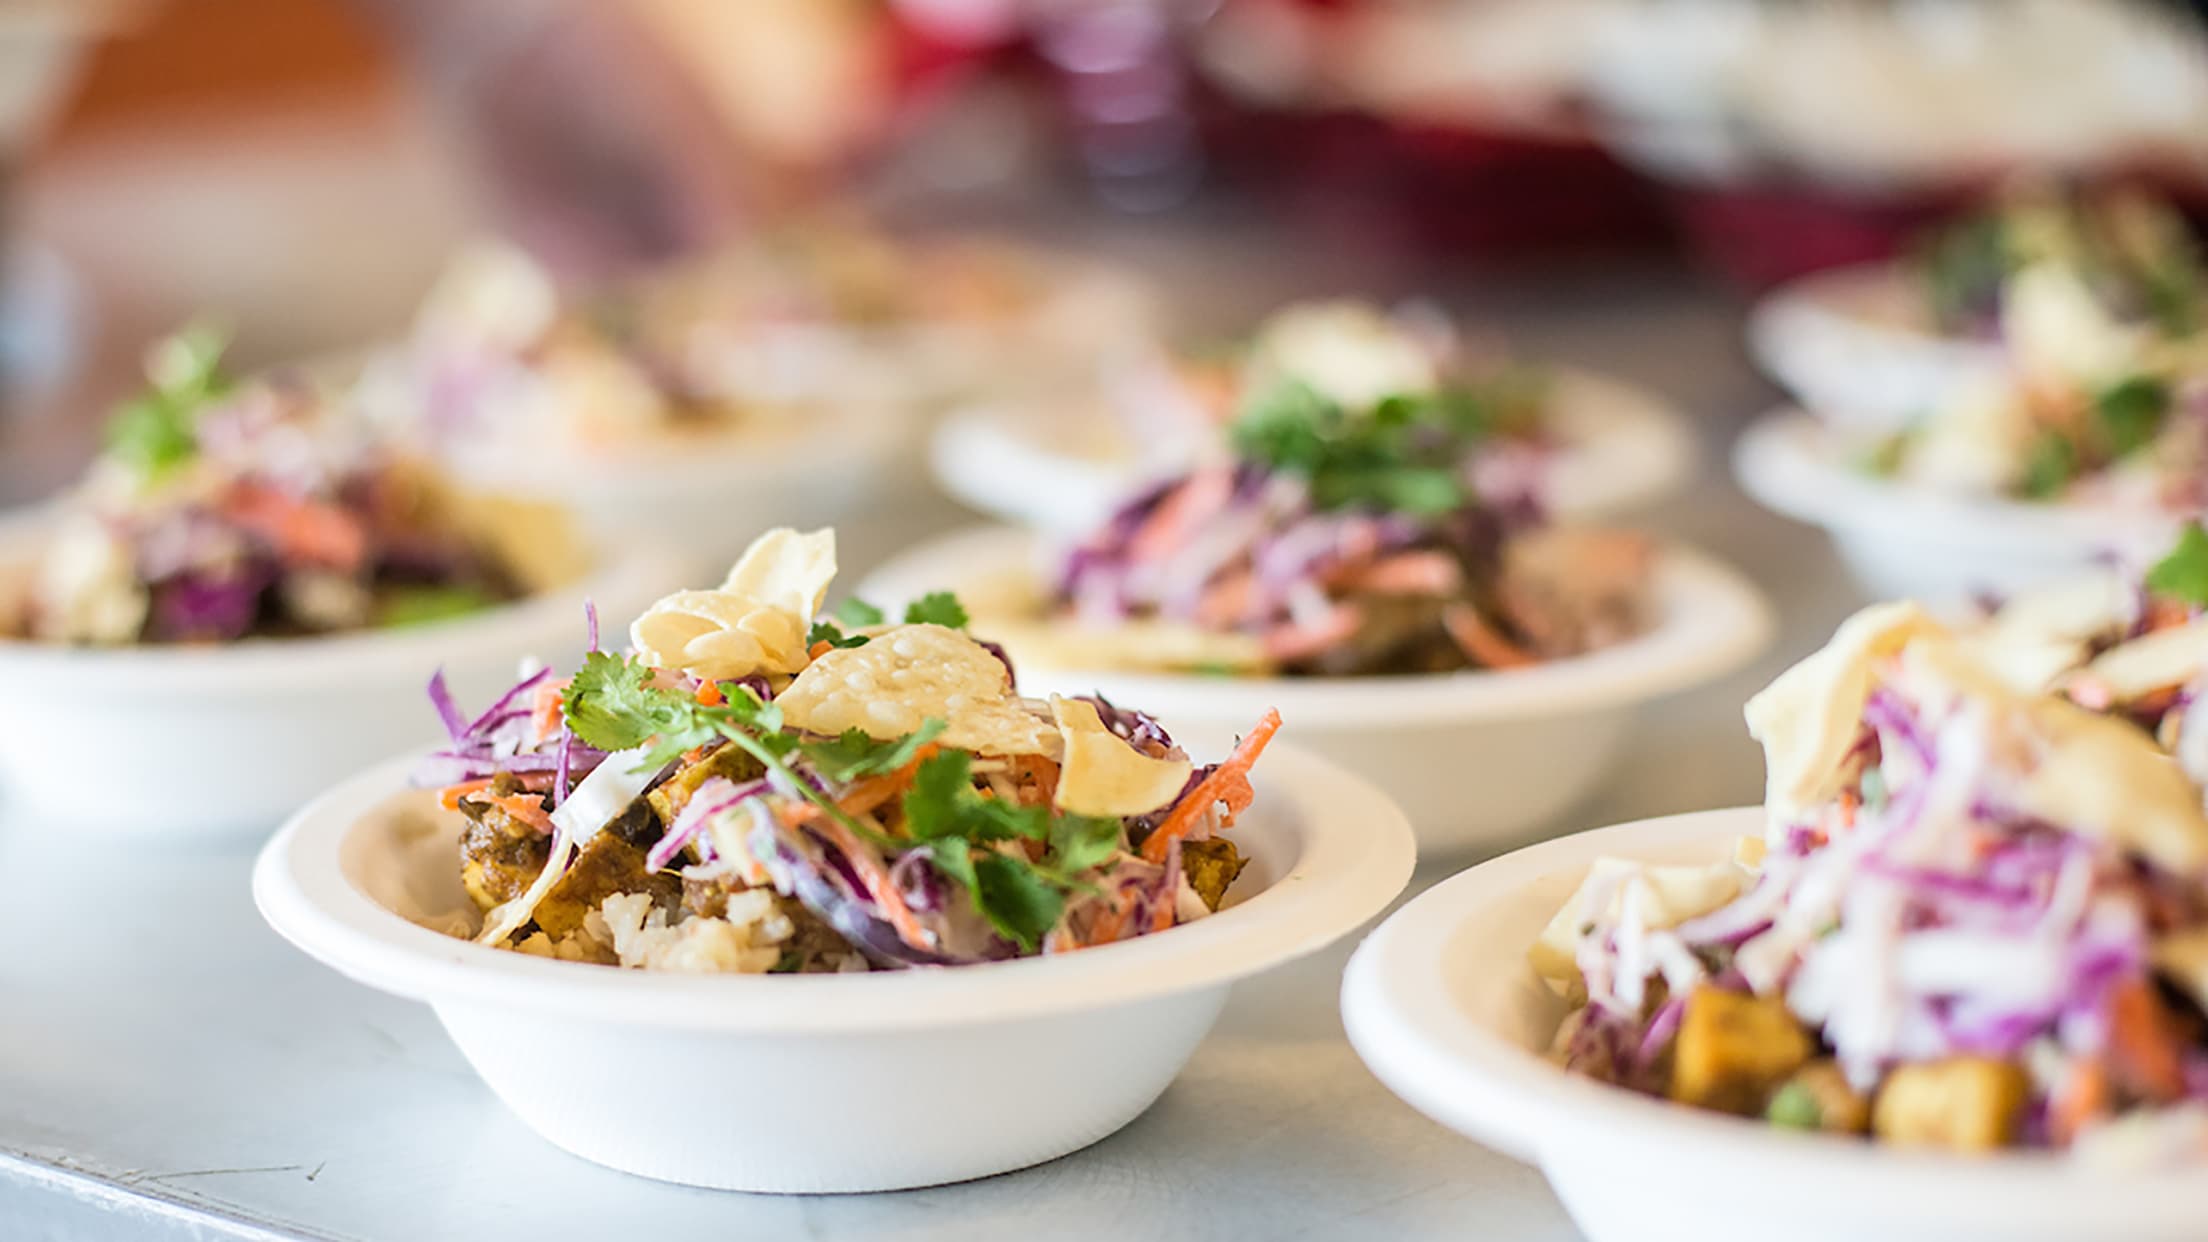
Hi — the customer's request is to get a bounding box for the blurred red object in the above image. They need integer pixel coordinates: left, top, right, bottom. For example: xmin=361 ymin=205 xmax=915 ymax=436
xmin=1663 ymin=162 xmax=2208 ymax=291
xmin=1202 ymin=105 xmax=1670 ymax=260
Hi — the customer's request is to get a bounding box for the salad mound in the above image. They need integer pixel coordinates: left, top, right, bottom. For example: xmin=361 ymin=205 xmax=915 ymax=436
xmin=421 ymin=528 xmax=1280 ymax=973
xmin=11 ymin=327 xmax=551 ymax=646
xmin=1917 ymin=184 xmax=2203 ymax=342
xmin=361 ymin=226 xmax=1129 ymax=453
xmin=1851 ymin=188 xmax=2208 ymax=508
xmin=1001 ymin=302 xmax=1652 ymax=677
xmin=1540 ymin=526 xmax=2208 ymax=1158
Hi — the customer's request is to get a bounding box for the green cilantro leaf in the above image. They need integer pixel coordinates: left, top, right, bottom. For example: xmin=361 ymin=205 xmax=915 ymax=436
xmin=1046 ymin=813 xmax=1123 ymax=876
xmin=1227 ymin=372 xmax=1534 ymax=516
xmin=902 ymin=592 xmax=969 ymax=629
xmin=2020 ymin=431 xmax=2080 ymax=500
xmin=2093 ymin=375 xmax=2169 ymax=459
xmin=2147 ymin=522 xmax=2208 ymax=607
xmin=798 ymin=721 xmax=945 ymax=784
xmin=1313 ymin=464 xmax=1463 ymax=515
xmin=920 ymin=836 xmax=979 ymax=900
xmin=104 ymin=322 xmax=234 ymax=476
xmin=920 ymin=835 xmax=1064 ymax=950
xmin=897 ymin=750 xmax=1125 ymax=948
xmin=902 ymin=750 xmax=982 ymax=841
xmin=713 ymin=684 xmax=795 ymax=757
xmin=561 ymin=651 xmax=695 ymax=752
xmin=969 ymin=854 xmax=1065 ymax=952
xmin=834 ymin=597 xmax=885 ymax=627
xmin=805 ymin=620 xmax=869 ymax=650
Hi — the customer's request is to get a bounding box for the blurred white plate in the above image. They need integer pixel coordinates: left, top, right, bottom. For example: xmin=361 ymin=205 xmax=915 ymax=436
xmin=1747 ymin=263 xmax=2006 ymax=431
xmin=1733 ymin=407 xmax=2179 ymax=601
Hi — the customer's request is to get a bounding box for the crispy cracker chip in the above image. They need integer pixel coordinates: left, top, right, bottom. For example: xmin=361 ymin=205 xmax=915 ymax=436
xmin=1050 ymin=697 xmax=1192 ymax=818
xmin=630 ymin=527 xmax=835 ymax=680
xmin=777 ymin=623 xmax=1058 ymax=756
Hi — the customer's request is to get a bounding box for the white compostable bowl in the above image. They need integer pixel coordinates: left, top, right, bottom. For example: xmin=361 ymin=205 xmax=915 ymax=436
xmin=928 ymin=367 xmax=1699 ymax=536
xmin=1734 ymin=408 xmax=2183 ymax=602
xmin=254 ymin=744 xmax=1415 ymax=1193
xmin=1747 ymin=263 xmax=2006 ymax=432
xmin=1342 ymin=806 xmax=2208 ymax=1242
xmin=859 ymin=526 xmax=1772 ymax=855
xmin=447 ymin=401 xmax=910 ymax=583
xmin=0 ymin=530 xmax=671 ymax=835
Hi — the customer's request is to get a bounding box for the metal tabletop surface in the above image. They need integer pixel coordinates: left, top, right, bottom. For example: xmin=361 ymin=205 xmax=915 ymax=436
xmin=0 ymin=239 xmax=1865 ymax=1241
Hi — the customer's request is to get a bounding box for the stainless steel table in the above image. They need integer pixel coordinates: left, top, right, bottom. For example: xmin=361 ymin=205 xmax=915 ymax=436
xmin=0 ymin=235 xmax=1866 ymax=1240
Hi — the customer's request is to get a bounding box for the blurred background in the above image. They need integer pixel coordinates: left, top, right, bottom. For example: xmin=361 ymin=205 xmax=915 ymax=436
xmin=6 ymin=0 xmax=2208 ymax=505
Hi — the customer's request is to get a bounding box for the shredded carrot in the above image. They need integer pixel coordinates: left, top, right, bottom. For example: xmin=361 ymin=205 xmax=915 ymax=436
xmin=222 ymin=483 xmax=368 ymax=571
xmin=809 ymin=639 xmax=834 ymax=660
xmin=2106 ymin=976 xmax=2187 ymax=1101
xmin=1835 ymin=787 xmax=1862 ymax=831
xmin=1085 ymin=905 xmax=1131 ymax=948
xmin=1441 ymin=603 xmax=1537 ymax=670
xmin=1338 ymin=550 xmax=1464 ymax=596
xmin=1141 ymin=708 xmax=1283 ymax=864
xmin=780 ymin=802 xmax=935 ymax=951
xmin=2050 ymin=1061 xmax=2110 ymax=1146
xmin=439 ymin=778 xmax=494 ymax=810
xmin=1007 ymin=753 xmax=1062 ymax=806
xmin=1127 ymin=466 xmax=1233 ymax=564
xmin=1193 ymin=570 xmax=1255 ymax=628
xmin=486 ymin=793 xmax=557 ymax=835
xmin=2146 ymin=597 xmax=2193 ymax=632
xmin=695 ymin=680 xmax=725 ymax=707
xmin=529 ymin=677 xmax=571 ymax=743
xmin=835 ymin=744 xmax=940 ymax=818
xmin=1263 ymin=604 xmax=1364 ymax=665
xmin=2133 ymin=684 xmax=2183 ymax=719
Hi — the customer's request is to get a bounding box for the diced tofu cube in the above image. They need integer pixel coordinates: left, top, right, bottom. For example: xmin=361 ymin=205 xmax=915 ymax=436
xmin=1669 ymin=986 xmax=1814 ymax=1115
xmin=1872 ymin=1058 xmax=2029 ymax=1152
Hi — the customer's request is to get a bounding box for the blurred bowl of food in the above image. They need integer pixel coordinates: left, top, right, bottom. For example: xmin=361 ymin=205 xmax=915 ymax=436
xmin=1348 ymin=559 xmax=2208 ymax=1241
xmin=357 ymin=227 xmax=1155 ymax=575
xmin=931 ymin=300 xmax=1695 ymax=535
xmin=0 ymin=327 xmax=669 ymax=832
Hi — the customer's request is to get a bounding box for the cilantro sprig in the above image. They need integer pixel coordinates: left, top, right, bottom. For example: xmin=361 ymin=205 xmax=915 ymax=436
xmin=561 ymin=651 xmax=887 ymax=847
xmin=559 ymin=650 xmax=1113 ymax=952
xmin=103 ymin=323 xmax=233 ymax=477
xmin=896 ymin=749 xmax=1118 ymax=950
xmin=2092 ymin=374 xmax=2169 ymax=459
xmin=804 ymin=592 xmax=970 ymax=650
xmin=1228 ymin=373 xmax=1542 ymax=515
xmin=2147 ymin=522 xmax=2208 ymax=607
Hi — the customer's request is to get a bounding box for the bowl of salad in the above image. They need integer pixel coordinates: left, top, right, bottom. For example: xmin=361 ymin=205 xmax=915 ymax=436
xmin=1748 ymin=184 xmax=2204 ymax=431
xmin=929 ymin=300 xmax=1697 ymax=534
xmin=1736 ymin=247 xmax=2207 ymax=600
xmin=1343 ymin=530 xmax=2208 ymax=1242
xmin=253 ymin=527 xmax=1415 ymax=1193
xmin=0 ymin=328 xmax=670 ymax=833
xmin=357 ymin=230 xmax=1149 ymax=576
xmin=870 ymin=342 xmax=1768 ymax=852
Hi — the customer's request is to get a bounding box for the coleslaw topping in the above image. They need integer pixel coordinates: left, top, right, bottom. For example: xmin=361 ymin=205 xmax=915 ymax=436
xmin=417 ymin=527 xmax=1281 ymax=973
xmin=1544 ymin=525 xmax=2208 ymax=1159
xmin=957 ymin=302 xmax=1655 ymax=677
xmin=12 ymin=326 xmax=553 ymax=645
